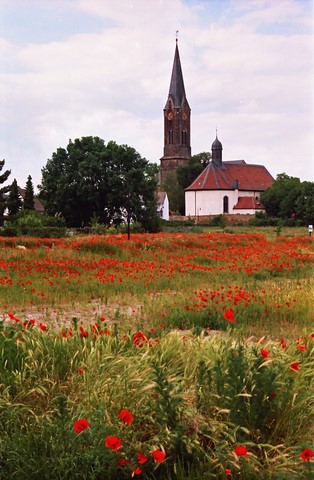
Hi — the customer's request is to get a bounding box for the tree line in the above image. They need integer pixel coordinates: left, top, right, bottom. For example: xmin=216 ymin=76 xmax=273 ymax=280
xmin=0 ymin=159 xmax=36 ymax=220
xmin=1 ymin=137 xmax=313 ymax=234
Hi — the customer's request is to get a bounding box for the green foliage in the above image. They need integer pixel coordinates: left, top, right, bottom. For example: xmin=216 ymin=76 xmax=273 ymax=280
xmin=0 ymin=322 xmax=313 ymax=479
xmin=261 ymin=173 xmax=314 ymax=225
xmin=23 ymin=175 xmax=35 ymax=210
xmin=161 ymin=170 xmax=185 ymax=214
xmin=7 ymin=178 xmax=23 ymax=217
xmin=249 ymin=211 xmax=279 ymax=227
xmin=295 ymin=181 xmax=314 ymax=225
xmin=209 ymin=214 xmax=227 ymax=229
xmin=2 ymin=210 xmax=66 ymax=237
xmin=176 ymin=152 xmax=211 ymax=190
xmin=38 ymin=137 xmax=160 ymax=233
xmin=0 ymin=159 xmax=11 ymax=224
xmin=161 ymin=153 xmax=210 ymax=215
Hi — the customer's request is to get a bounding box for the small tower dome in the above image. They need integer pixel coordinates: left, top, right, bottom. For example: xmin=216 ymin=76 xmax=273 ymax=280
xmin=211 ymin=133 xmax=223 ymax=167
xmin=212 ymin=136 xmax=222 ymax=150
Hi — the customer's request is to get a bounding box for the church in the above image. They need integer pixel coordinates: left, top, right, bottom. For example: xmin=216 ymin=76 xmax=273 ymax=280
xmin=160 ymin=40 xmax=274 ymax=218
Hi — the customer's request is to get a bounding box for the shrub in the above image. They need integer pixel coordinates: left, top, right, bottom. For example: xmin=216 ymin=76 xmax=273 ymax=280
xmin=2 ymin=211 xmax=67 ymax=237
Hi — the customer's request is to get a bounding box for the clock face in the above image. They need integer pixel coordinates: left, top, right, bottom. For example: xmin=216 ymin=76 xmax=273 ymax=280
xmin=182 ymin=112 xmax=188 ymax=120
xmin=167 ymin=112 xmax=173 ymax=120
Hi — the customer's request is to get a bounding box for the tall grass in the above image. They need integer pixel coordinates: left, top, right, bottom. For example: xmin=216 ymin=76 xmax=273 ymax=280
xmin=0 ymin=320 xmax=313 ymax=479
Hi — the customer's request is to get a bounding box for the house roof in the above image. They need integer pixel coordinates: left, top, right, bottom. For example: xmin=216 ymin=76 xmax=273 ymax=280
xmin=18 ymin=187 xmax=44 ymax=213
xmin=233 ymin=196 xmax=265 ymax=210
xmin=185 ymin=160 xmax=274 ymax=192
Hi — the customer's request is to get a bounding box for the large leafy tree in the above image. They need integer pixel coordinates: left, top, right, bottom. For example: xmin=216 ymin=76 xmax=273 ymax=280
xmin=261 ymin=173 xmax=302 ymax=218
xmin=23 ymin=175 xmax=35 ymax=210
xmin=38 ymin=137 xmax=159 ymax=232
xmin=0 ymin=159 xmax=11 ymax=225
xmin=295 ymin=181 xmax=314 ymax=225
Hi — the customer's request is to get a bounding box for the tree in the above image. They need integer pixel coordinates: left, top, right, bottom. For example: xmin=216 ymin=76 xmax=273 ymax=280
xmin=295 ymin=181 xmax=314 ymax=225
xmin=23 ymin=175 xmax=35 ymax=210
xmin=261 ymin=173 xmax=301 ymax=218
xmin=161 ymin=152 xmax=211 ymax=215
xmin=0 ymin=159 xmax=11 ymax=225
xmin=177 ymin=152 xmax=210 ymax=188
xmin=103 ymin=140 xmax=160 ymax=238
xmin=161 ymin=171 xmax=185 ymax=215
xmin=38 ymin=137 xmax=160 ymax=233
xmin=7 ymin=178 xmax=22 ymax=217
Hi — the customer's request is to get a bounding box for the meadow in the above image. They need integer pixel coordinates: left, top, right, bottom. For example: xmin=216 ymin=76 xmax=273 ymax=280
xmin=0 ymin=230 xmax=313 ymax=479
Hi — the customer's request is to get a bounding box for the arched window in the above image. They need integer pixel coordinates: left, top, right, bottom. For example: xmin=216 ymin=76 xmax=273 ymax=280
xmin=181 ymin=129 xmax=187 ymax=145
xmin=223 ymin=196 xmax=229 ymax=213
xmin=168 ymin=130 xmax=173 ymax=144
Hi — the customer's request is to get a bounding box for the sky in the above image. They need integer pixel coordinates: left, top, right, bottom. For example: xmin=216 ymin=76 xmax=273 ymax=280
xmin=1 ymin=0 xmax=313 ymax=192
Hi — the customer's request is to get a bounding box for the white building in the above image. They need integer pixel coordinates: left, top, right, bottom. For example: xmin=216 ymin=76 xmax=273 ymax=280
xmin=185 ymin=136 xmax=274 ymax=217
xmin=157 ymin=191 xmax=169 ymax=220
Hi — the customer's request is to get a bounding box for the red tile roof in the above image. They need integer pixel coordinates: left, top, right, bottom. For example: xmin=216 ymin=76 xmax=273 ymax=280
xmin=233 ymin=196 xmax=265 ymax=210
xmin=186 ymin=161 xmax=274 ymax=191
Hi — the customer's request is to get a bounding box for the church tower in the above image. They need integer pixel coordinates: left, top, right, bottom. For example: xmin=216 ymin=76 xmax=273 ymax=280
xmin=160 ymin=39 xmax=191 ymax=185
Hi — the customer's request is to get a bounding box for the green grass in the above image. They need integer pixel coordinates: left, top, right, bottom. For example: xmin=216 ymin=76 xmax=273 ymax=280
xmin=0 ymin=230 xmax=313 ymax=478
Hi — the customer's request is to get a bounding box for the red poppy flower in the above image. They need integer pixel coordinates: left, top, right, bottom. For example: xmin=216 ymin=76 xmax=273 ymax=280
xmin=225 ymin=468 xmax=232 ymax=476
xmin=224 ymin=308 xmax=235 ymax=323
xmin=137 ymin=452 xmax=149 ymax=464
xmin=73 ymin=418 xmax=90 ymax=434
xmin=290 ymin=362 xmax=299 ymax=371
xmin=78 ymin=368 xmax=84 ymax=375
xmin=133 ymin=331 xmax=147 ymax=347
xmin=300 ymin=448 xmax=313 ymax=462
xmin=117 ymin=458 xmax=130 ymax=467
xmin=118 ymin=409 xmax=133 ymax=425
xmin=79 ymin=326 xmax=88 ymax=338
xmin=234 ymin=445 xmax=248 ymax=458
xmin=132 ymin=467 xmax=142 ymax=475
xmin=152 ymin=449 xmax=166 ymax=463
xmin=260 ymin=349 xmax=269 ymax=359
xmin=298 ymin=344 xmax=307 ymax=352
xmin=105 ymin=435 xmax=123 ymax=451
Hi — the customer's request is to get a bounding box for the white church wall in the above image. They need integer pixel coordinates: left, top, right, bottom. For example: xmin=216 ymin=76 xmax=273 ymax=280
xmin=185 ymin=190 xmax=239 ymax=216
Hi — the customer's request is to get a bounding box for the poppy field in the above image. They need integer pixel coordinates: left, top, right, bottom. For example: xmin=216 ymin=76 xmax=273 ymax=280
xmin=0 ymin=231 xmax=313 ymax=479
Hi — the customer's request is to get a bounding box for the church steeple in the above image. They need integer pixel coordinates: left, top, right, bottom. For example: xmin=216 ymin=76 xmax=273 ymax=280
xmin=160 ymin=39 xmax=191 ymax=186
xmin=168 ymin=39 xmax=186 ymax=107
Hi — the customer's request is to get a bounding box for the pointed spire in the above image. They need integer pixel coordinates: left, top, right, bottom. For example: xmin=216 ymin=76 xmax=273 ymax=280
xmin=168 ymin=39 xmax=186 ymax=107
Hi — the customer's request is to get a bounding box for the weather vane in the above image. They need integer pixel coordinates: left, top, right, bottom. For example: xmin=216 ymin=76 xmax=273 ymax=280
xmin=176 ymin=30 xmax=179 ymax=42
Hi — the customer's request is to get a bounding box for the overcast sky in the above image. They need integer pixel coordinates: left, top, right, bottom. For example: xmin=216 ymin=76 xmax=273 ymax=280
xmin=1 ymin=0 xmax=313 ymax=191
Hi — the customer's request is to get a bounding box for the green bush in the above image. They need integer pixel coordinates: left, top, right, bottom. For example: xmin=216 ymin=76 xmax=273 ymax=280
xmin=209 ymin=214 xmax=227 ymax=228
xmin=1 ymin=211 xmax=67 ymax=237
xmin=249 ymin=212 xmax=279 ymax=227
